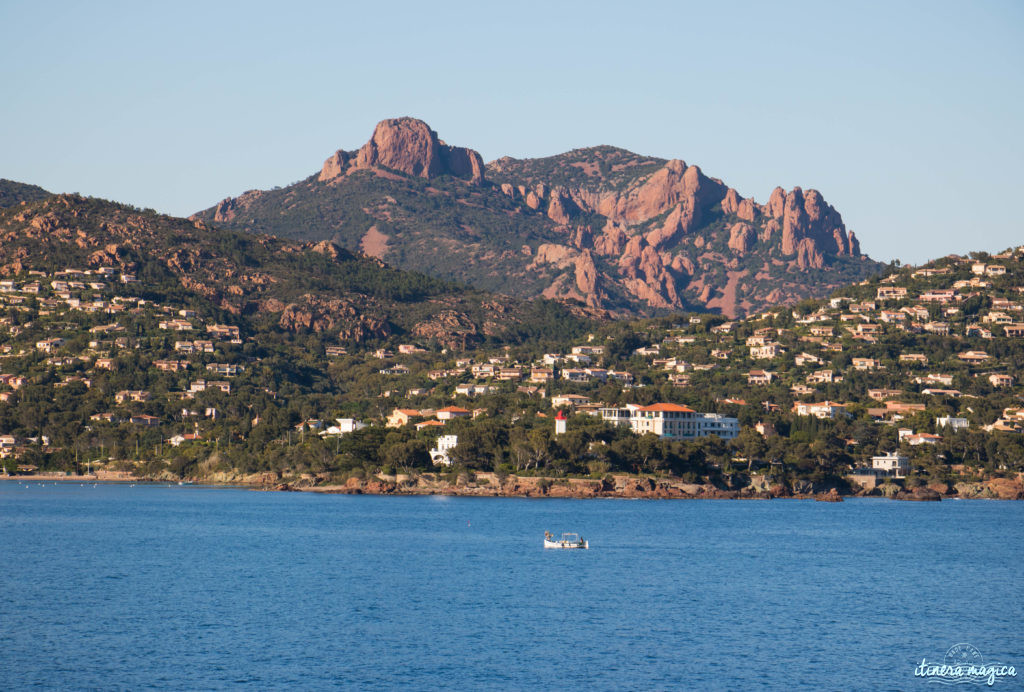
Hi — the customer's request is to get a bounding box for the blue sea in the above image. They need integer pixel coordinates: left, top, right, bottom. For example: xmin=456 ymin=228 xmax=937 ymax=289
xmin=1 ymin=483 xmax=1021 ymax=690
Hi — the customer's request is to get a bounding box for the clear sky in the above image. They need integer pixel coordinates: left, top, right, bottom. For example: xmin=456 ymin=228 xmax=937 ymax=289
xmin=2 ymin=0 xmax=1021 ymax=264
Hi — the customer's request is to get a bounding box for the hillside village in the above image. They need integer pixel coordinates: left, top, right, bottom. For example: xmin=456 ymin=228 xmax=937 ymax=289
xmin=1 ymin=232 xmax=1023 ymax=498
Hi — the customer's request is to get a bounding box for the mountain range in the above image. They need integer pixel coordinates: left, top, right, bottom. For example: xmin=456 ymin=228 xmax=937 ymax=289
xmin=194 ymin=117 xmax=884 ymax=317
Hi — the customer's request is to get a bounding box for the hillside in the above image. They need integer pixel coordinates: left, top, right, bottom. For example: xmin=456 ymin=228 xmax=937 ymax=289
xmin=0 ymin=194 xmax=598 ymax=349
xmin=193 ymin=118 xmax=884 ymax=318
xmin=0 ymin=179 xmax=50 ymax=208
xmin=1 ymin=193 xmax=1020 ymax=499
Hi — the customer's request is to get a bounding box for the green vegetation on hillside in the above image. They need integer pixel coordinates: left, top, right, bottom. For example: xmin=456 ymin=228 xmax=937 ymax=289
xmin=0 ymin=179 xmax=51 ymax=208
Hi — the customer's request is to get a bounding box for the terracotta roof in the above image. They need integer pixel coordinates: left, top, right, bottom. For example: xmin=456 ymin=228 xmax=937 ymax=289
xmin=639 ymin=403 xmax=695 ymax=413
xmin=437 ymin=406 xmax=470 ymax=414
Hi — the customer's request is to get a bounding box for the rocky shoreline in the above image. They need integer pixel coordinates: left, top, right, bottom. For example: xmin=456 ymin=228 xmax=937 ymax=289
xmin=269 ymin=472 xmax=1024 ymax=501
xmin=7 ymin=470 xmax=1022 ymax=501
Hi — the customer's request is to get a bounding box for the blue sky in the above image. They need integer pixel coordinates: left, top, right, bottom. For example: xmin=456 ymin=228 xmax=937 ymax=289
xmin=2 ymin=0 xmax=1021 ymax=264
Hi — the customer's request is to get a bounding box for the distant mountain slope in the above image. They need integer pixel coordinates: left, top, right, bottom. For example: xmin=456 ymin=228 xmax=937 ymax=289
xmin=0 ymin=179 xmax=51 ymax=208
xmin=488 ymin=145 xmax=666 ymax=191
xmin=193 ymin=118 xmax=884 ymax=317
xmin=0 ymin=195 xmax=598 ymax=348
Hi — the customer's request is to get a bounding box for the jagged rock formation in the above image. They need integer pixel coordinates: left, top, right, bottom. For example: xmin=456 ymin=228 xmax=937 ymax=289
xmin=319 ymin=117 xmax=484 ymax=184
xmin=194 ymin=119 xmax=882 ymax=318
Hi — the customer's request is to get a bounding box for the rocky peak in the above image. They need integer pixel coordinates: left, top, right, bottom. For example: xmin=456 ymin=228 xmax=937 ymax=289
xmin=319 ymin=117 xmax=484 ymax=184
xmin=777 ymin=186 xmax=858 ymax=261
xmin=598 ymin=159 xmax=727 ymax=225
xmin=766 ymin=186 xmax=787 ymax=219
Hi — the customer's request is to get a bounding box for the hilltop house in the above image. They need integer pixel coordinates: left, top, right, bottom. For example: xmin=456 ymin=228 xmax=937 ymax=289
xmin=189 ymin=380 xmax=231 ymax=394
xmin=387 ymin=409 xmax=421 ymax=428
xmin=550 ymin=394 xmax=591 ymax=409
xmin=936 ymin=416 xmax=969 ymax=431
xmin=154 ymin=360 xmax=189 ymax=372
xmin=320 ymin=418 xmax=368 ymax=436
xmin=793 ymin=401 xmax=849 ymax=419
xmin=750 ymin=343 xmax=784 ymax=359
xmin=455 ymin=383 xmax=497 ymax=397
xmin=958 ymin=350 xmax=990 ymax=364
xmin=115 ymin=390 xmax=151 ymax=404
xmin=807 ymin=369 xmax=841 ymax=384
xmin=989 ymin=374 xmax=1014 ymax=388
xmin=35 ymin=338 xmax=64 ymax=353
xmin=794 ymin=352 xmax=823 ymax=366
xmin=436 ymin=406 xmax=471 ymax=421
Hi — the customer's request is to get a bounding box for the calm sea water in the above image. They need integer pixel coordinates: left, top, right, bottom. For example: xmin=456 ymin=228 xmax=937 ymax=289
xmin=1 ymin=483 xmax=1021 ymax=690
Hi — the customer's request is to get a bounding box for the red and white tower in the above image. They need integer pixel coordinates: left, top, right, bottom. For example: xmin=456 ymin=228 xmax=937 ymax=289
xmin=554 ymin=409 xmax=567 ymax=435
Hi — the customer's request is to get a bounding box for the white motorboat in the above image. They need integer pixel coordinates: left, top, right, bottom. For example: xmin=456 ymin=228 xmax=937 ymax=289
xmin=544 ymin=531 xmax=588 ymax=549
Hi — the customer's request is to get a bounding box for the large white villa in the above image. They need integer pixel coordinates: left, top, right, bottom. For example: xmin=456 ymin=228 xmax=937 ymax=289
xmin=598 ymin=403 xmax=739 ymax=440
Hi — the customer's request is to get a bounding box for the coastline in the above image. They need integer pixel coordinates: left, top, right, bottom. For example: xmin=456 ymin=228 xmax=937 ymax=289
xmin=274 ymin=472 xmax=1024 ymax=501
xmin=6 ymin=470 xmax=1022 ymax=501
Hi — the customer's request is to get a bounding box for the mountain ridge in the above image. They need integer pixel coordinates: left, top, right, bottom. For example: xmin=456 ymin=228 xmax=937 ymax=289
xmin=194 ymin=117 xmax=884 ymax=318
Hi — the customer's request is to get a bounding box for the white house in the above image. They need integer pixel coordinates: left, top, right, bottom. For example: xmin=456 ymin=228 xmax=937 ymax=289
xmin=793 ymin=401 xmax=849 ymax=419
xmin=871 ymin=452 xmax=909 ymax=477
xmin=321 ymin=418 xmax=368 ymax=436
xmin=936 ymin=416 xmax=969 ymax=431
xmin=454 ymin=383 xmax=497 ymax=398
xmin=430 ymin=435 xmax=459 ymax=466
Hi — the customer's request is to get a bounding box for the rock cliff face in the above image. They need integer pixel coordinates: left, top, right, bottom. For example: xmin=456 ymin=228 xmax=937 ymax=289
xmin=489 ymin=154 xmax=870 ymax=316
xmin=195 ymin=119 xmax=882 ymax=318
xmin=319 ymin=117 xmax=484 ymax=184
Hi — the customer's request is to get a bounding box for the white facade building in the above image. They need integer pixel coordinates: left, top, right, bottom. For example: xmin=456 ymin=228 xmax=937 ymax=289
xmin=936 ymin=416 xmax=970 ymax=431
xmin=321 ymin=418 xmax=368 ymax=436
xmin=871 ymin=452 xmax=909 ymax=477
xmin=430 ymin=435 xmax=459 ymax=466
xmin=599 ymin=403 xmax=739 ymax=440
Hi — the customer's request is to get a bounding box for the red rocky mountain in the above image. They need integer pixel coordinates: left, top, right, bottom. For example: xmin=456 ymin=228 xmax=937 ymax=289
xmin=195 ymin=117 xmax=881 ymax=318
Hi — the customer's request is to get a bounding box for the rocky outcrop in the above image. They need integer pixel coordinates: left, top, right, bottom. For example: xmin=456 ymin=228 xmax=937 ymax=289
xmin=795 ymin=237 xmax=825 ymax=269
xmin=736 ymin=198 xmax=758 ymax=222
xmin=411 ymin=309 xmax=479 ymax=349
xmin=721 ymin=188 xmax=741 ymax=215
xmin=815 ymin=488 xmax=844 ymax=502
xmin=211 ymin=190 xmax=263 ymax=223
xmin=727 ymin=222 xmax=756 ymax=254
xmin=596 ymin=160 xmax=727 ymax=225
xmin=319 ymin=117 xmax=485 ymax=184
xmin=773 ymin=186 xmax=858 ymax=260
xmin=645 ymin=200 xmax=698 ymax=249
xmin=895 ymin=487 xmax=942 ymax=501
xmin=318 ymin=150 xmax=351 ymax=181
xmin=546 ymin=189 xmax=578 ymax=225
xmin=486 ymin=152 xmax=867 ymax=312
xmin=276 ymin=294 xmax=390 ymax=341
xmin=617 ymin=236 xmax=680 ymax=309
